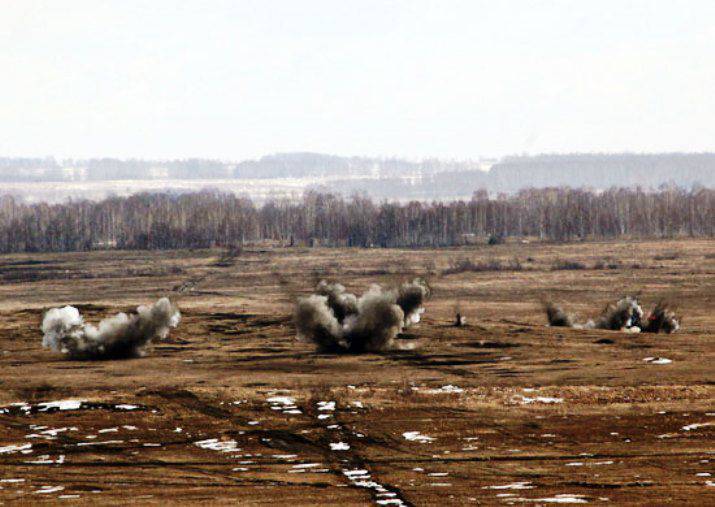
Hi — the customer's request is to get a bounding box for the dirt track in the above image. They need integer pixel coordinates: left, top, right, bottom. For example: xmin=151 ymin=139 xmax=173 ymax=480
xmin=0 ymin=239 xmax=713 ymax=504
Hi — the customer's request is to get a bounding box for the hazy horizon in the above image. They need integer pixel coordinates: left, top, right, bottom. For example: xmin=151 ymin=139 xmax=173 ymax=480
xmin=2 ymin=1 xmax=714 ymax=161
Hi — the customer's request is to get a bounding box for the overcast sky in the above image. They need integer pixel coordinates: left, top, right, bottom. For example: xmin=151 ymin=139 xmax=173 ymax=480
xmin=1 ymin=0 xmax=714 ymax=161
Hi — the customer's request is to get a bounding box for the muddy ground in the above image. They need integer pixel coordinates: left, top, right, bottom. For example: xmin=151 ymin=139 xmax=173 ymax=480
xmin=0 ymin=239 xmax=713 ymax=505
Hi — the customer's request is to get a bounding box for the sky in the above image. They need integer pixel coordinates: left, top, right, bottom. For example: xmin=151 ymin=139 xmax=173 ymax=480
xmin=1 ymin=0 xmax=714 ymax=161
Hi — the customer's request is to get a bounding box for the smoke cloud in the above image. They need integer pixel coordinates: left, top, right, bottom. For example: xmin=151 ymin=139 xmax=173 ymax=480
xmin=641 ymin=302 xmax=680 ymax=334
xmin=589 ymin=296 xmax=644 ymax=331
xmin=295 ymin=278 xmax=429 ymax=353
xmin=544 ymin=302 xmax=575 ymax=328
xmin=42 ymin=297 xmax=181 ymax=359
xmin=545 ymin=297 xmax=679 ymax=334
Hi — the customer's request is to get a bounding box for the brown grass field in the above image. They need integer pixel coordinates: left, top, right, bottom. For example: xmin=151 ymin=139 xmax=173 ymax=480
xmin=0 ymin=239 xmax=713 ymax=505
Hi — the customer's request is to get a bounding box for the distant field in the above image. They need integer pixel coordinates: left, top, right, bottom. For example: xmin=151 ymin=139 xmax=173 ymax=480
xmin=1 ymin=178 xmax=322 ymax=203
xmin=0 ymin=239 xmax=713 ymax=504
xmin=2 ymin=174 xmax=432 ymax=204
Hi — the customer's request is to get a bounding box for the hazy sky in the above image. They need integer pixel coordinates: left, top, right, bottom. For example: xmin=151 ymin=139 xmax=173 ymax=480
xmin=2 ymin=0 xmax=714 ymax=160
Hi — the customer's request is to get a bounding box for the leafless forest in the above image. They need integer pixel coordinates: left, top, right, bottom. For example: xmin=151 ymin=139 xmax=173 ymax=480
xmin=0 ymin=186 xmax=712 ymax=253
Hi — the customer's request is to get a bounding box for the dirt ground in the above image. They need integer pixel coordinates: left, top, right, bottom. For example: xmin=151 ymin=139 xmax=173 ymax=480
xmin=0 ymin=239 xmax=713 ymax=505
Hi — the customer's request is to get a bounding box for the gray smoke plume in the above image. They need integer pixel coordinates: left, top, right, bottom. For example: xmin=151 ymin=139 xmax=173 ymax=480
xmin=295 ymin=278 xmax=429 ymax=353
xmin=588 ymin=296 xmax=644 ymax=331
xmin=544 ymin=296 xmax=679 ymax=334
xmin=544 ymin=302 xmax=575 ymax=328
xmin=41 ymin=297 xmax=181 ymax=359
xmin=315 ymin=281 xmax=358 ymax=322
xmin=642 ymin=302 xmax=680 ymax=334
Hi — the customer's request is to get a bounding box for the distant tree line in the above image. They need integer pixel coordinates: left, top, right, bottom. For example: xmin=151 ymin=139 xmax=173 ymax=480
xmin=0 ymin=153 xmax=475 ymax=182
xmin=3 ymin=152 xmax=715 ymax=191
xmin=0 ymin=186 xmax=712 ymax=253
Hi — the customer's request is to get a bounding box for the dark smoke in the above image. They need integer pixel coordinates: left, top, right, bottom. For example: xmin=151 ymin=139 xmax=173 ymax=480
xmin=589 ymin=297 xmax=643 ymax=331
xmin=315 ymin=281 xmax=358 ymax=322
xmin=642 ymin=302 xmax=680 ymax=334
xmin=41 ymin=297 xmax=181 ymax=359
xmin=295 ymin=278 xmax=429 ymax=353
xmin=544 ymin=296 xmax=679 ymax=334
xmin=544 ymin=302 xmax=575 ymax=327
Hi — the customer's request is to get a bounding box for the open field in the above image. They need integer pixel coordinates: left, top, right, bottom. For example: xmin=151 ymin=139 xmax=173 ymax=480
xmin=0 ymin=239 xmax=713 ymax=504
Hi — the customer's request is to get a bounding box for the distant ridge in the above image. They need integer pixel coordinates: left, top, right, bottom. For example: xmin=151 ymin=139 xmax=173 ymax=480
xmin=0 ymin=153 xmax=712 ymax=202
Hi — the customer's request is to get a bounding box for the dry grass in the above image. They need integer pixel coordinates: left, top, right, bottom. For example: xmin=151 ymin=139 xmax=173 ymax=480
xmin=0 ymin=239 xmax=712 ymax=504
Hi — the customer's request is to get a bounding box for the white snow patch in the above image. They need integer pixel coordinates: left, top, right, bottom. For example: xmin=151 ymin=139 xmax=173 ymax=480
xmin=26 ymin=454 xmax=65 ymax=464
xmin=330 ymin=442 xmax=350 ymax=451
xmin=682 ymin=422 xmax=714 ymax=431
xmin=34 ymin=486 xmax=65 ymax=494
xmin=38 ymin=400 xmax=82 ymax=411
xmin=513 ymin=396 xmax=564 ymax=405
xmin=292 ymin=463 xmax=321 ymax=469
xmin=483 ymin=482 xmax=534 ymax=490
xmin=266 ymin=396 xmax=295 ymax=405
xmin=402 ymin=431 xmax=434 ymax=443
xmin=428 ymin=385 xmax=464 ymax=394
xmin=0 ymin=443 xmax=32 ymax=454
xmin=194 ymin=438 xmax=240 ymax=453
xmin=512 ymin=494 xmax=588 ymax=503
xmin=643 ymin=357 xmax=672 ymax=365
xmin=76 ymin=440 xmax=123 ymax=446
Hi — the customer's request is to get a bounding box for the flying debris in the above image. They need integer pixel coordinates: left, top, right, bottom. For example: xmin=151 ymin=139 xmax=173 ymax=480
xmin=544 ymin=297 xmax=679 ymax=334
xmin=41 ymin=298 xmax=181 ymax=359
xmin=294 ymin=278 xmax=429 ymax=353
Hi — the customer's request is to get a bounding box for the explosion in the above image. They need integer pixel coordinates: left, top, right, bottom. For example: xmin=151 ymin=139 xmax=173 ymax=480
xmin=295 ymin=278 xmax=429 ymax=353
xmin=641 ymin=301 xmax=681 ymax=334
xmin=41 ymin=297 xmax=181 ymax=359
xmin=544 ymin=297 xmax=679 ymax=334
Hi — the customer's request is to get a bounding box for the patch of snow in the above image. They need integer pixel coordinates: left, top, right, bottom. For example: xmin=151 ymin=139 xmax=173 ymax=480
xmin=482 ymin=482 xmax=534 ymax=490
xmin=194 ymin=438 xmax=240 ymax=453
xmin=0 ymin=443 xmax=32 ymax=454
xmin=292 ymin=463 xmax=321 ymax=469
xmin=513 ymin=494 xmax=588 ymax=503
xmin=428 ymin=385 xmax=464 ymax=394
xmin=37 ymin=400 xmax=82 ymax=411
xmin=643 ymin=357 xmax=672 ymax=365
xmin=34 ymin=486 xmax=65 ymax=494
xmin=26 ymin=454 xmax=65 ymax=464
xmin=513 ymin=396 xmax=564 ymax=405
xmin=402 ymin=431 xmax=434 ymax=443
xmin=266 ymin=396 xmax=295 ymax=405
xmin=682 ymin=422 xmax=714 ymax=431
xmin=76 ymin=440 xmax=123 ymax=446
